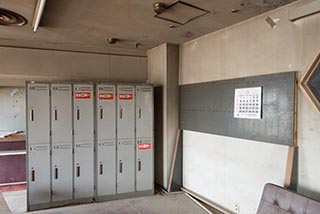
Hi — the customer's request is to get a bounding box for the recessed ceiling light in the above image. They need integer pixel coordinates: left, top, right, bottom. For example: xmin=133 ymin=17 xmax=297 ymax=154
xmin=0 ymin=8 xmax=27 ymax=27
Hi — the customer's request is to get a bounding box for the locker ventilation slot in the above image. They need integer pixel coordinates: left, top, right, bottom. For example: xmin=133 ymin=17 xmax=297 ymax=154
xmin=99 ymin=86 xmax=114 ymax=91
xmin=76 ymin=87 xmax=91 ymax=91
xmin=121 ymin=87 xmax=133 ymax=92
xmin=138 ymin=160 xmax=141 ymax=171
xmin=57 ymin=86 xmax=71 ymax=91
xmin=34 ymin=86 xmax=48 ymax=90
xmin=140 ymin=88 xmax=152 ymax=92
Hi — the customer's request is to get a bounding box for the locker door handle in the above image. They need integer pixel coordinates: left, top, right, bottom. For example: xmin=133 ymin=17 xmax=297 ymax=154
xmin=99 ymin=163 xmax=103 ymax=175
xmin=55 ymin=168 xmax=58 ymax=179
xmin=77 ymin=109 xmax=80 ymax=120
xmin=54 ymin=109 xmax=58 ymax=121
xmin=31 ymin=169 xmax=35 ymax=182
xmin=76 ymin=166 xmax=80 ymax=177
xmin=139 ymin=108 xmax=141 ymax=119
xmin=120 ymin=108 xmax=123 ymax=119
xmin=30 ymin=109 xmax=34 ymax=121
xmin=138 ymin=160 xmax=142 ymax=171
xmin=100 ymin=108 xmax=103 ymax=119
xmin=119 ymin=162 xmax=123 ymax=173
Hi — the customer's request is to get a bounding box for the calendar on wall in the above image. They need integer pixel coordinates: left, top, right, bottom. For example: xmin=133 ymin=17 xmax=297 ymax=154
xmin=234 ymin=87 xmax=262 ymax=119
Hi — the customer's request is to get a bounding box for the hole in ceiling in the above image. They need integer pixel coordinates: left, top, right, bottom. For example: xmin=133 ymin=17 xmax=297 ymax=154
xmin=0 ymin=8 xmax=27 ymax=27
xmin=154 ymin=1 xmax=209 ymax=25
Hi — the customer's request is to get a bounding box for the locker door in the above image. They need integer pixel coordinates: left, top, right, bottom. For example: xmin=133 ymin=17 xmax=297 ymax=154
xmin=135 ymin=86 xmax=153 ymax=139
xmin=136 ymin=139 xmax=153 ymax=191
xmin=97 ymin=140 xmax=116 ymax=196
xmin=117 ymin=140 xmax=135 ymax=194
xmin=96 ymin=84 xmax=116 ymax=196
xmin=51 ymin=84 xmax=73 ymax=202
xmin=73 ymin=84 xmax=94 ymax=199
xmin=97 ymin=84 xmax=116 ymax=140
xmin=28 ymin=145 xmax=51 ymax=205
xmin=117 ymin=85 xmax=135 ymax=194
xmin=73 ymin=84 xmax=94 ymax=142
xmin=27 ymin=83 xmax=50 ymax=144
xmin=135 ymin=86 xmax=153 ymax=191
xmin=27 ymin=83 xmax=50 ymax=205
xmin=117 ymin=85 xmax=134 ymax=139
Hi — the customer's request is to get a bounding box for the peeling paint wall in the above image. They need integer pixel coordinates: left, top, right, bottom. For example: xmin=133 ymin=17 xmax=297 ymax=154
xmin=180 ymin=0 xmax=320 ymax=213
xmin=0 ymin=87 xmax=25 ymax=131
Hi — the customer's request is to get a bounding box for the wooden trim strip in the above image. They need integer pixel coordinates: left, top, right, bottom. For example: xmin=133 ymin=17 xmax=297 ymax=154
xmin=181 ymin=187 xmax=233 ymax=214
xmin=184 ymin=192 xmax=212 ymax=214
xmin=167 ymin=129 xmax=181 ymax=192
xmin=284 ymin=146 xmax=295 ymax=188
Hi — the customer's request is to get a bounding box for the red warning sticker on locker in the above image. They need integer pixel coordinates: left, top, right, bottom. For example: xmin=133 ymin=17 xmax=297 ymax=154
xmin=119 ymin=93 xmax=133 ymax=100
xmin=75 ymin=92 xmax=91 ymax=99
xmin=99 ymin=93 xmax=114 ymax=100
xmin=138 ymin=143 xmax=152 ymax=150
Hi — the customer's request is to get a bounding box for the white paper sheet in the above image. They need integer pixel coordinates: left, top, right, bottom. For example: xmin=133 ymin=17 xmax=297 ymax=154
xmin=234 ymin=87 xmax=262 ymax=119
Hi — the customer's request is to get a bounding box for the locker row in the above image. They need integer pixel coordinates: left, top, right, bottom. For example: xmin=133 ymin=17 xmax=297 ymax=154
xmin=26 ymin=82 xmax=154 ymax=210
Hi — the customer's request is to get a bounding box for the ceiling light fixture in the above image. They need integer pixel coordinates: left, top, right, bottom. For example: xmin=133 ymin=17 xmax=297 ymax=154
xmin=0 ymin=8 xmax=27 ymax=27
xmin=32 ymin=0 xmax=46 ymax=32
xmin=153 ymin=2 xmax=167 ymax=14
xmin=107 ymin=37 xmax=118 ymax=44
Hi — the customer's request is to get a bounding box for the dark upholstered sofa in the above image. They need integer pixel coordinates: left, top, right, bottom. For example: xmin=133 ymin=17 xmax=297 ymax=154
xmin=257 ymin=183 xmax=320 ymax=214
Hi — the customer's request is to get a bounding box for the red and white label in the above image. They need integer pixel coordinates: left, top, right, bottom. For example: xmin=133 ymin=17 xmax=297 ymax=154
xmin=75 ymin=92 xmax=91 ymax=99
xmin=99 ymin=93 xmax=114 ymax=100
xmin=119 ymin=93 xmax=133 ymax=100
xmin=138 ymin=143 xmax=152 ymax=150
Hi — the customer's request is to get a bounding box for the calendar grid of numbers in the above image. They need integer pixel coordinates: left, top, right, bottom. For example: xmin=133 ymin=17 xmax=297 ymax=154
xmin=234 ymin=87 xmax=262 ymax=119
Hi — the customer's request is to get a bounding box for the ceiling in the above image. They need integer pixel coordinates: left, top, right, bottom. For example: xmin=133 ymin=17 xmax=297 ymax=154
xmin=0 ymin=0 xmax=297 ymax=56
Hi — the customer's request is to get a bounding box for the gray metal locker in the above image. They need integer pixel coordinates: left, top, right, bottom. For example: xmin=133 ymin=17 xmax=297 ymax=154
xmin=117 ymin=85 xmax=135 ymax=194
xmin=73 ymin=84 xmax=94 ymax=199
xmin=51 ymin=84 xmax=73 ymax=202
xmin=135 ymin=86 xmax=154 ymax=191
xmin=96 ymin=84 xmax=116 ymax=197
xmin=27 ymin=83 xmax=51 ymax=206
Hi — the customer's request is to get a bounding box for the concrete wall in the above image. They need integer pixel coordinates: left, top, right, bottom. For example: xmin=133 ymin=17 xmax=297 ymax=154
xmin=0 ymin=87 xmax=25 ymax=131
xmin=148 ymin=44 xmax=167 ymax=186
xmin=180 ymin=0 xmax=320 ymax=213
xmin=0 ymin=46 xmax=148 ymax=86
xmin=147 ymin=44 xmax=179 ymax=189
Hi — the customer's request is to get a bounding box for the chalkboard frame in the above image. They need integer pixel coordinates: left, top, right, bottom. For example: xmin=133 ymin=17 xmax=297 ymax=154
xmin=300 ymin=50 xmax=320 ymax=116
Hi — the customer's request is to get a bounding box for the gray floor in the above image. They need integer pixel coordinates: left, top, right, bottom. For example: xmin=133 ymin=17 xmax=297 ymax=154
xmin=2 ymin=190 xmax=26 ymax=213
xmin=1 ymin=190 xmax=209 ymax=214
